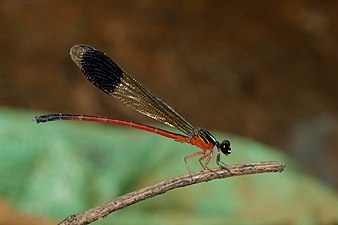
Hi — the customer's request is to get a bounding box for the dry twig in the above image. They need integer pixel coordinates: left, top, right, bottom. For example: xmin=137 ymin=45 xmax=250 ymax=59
xmin=58 ymin=161 xmax=285 ymax=225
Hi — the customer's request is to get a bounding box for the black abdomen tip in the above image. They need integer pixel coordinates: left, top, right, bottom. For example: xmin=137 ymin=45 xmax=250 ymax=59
xmin=70 ymin=44 xmax=124 ymax=94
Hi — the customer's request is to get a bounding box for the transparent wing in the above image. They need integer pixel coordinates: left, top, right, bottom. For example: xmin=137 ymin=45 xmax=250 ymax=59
xmin=70 ymin=44 xmax=196 ymax=135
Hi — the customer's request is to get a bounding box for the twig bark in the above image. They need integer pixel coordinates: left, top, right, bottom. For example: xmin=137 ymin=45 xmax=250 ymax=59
xmin=58 ymin=161 xmax=285 ymax=225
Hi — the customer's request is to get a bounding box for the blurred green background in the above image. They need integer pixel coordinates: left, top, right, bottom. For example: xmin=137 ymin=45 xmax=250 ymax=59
xmin=0 ymin=1 xmax=338 ymax=224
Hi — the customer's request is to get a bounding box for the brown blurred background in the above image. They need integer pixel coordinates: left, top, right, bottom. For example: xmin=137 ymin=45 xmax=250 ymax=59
xmin=1 ymin=0 xmax=338 ymax=221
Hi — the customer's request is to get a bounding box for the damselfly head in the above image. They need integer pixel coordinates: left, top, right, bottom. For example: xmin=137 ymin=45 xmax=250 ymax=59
xmin=220 ymin=140 xmax=231 ymax=155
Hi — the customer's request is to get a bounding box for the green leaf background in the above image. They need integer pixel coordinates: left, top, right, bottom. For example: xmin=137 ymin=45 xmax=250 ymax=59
xmin=0 ymin=107 xmax=337 ymax=225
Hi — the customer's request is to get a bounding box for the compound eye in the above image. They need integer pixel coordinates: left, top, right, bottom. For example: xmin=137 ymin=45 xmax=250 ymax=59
xmin=220 ymin=140 xmax=231 ymax=155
